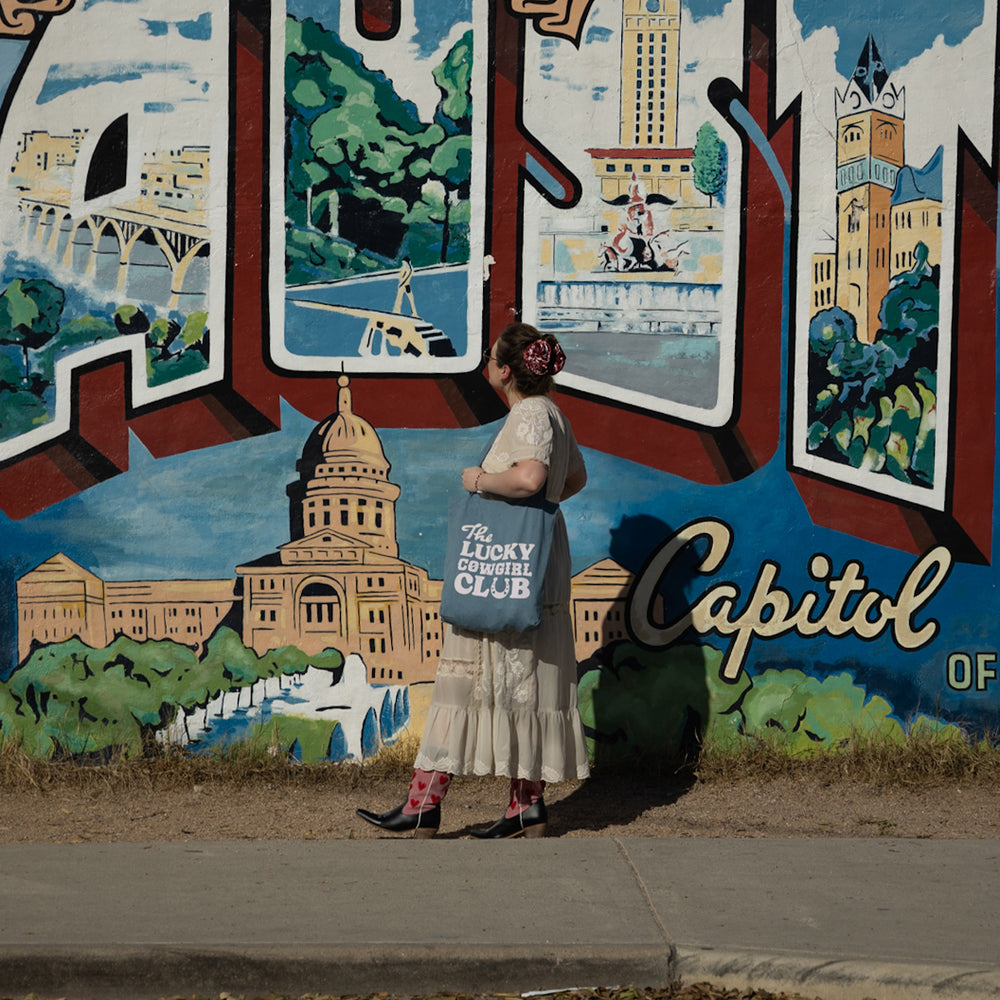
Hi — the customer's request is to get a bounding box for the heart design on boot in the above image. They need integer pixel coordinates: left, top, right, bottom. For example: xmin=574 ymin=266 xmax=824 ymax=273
xmin=417 ymin=782 xmax=427 ymax=790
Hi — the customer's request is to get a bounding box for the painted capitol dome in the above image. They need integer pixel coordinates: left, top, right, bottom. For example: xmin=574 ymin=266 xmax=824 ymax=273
xmin=287 ymin=376 xmax=401 ymax=557
xmin=301 ymin=376 xmax=391 ymax=470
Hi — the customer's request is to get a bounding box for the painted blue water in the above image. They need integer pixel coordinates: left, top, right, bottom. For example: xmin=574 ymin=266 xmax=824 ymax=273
xmin=361 ymin=706 xmax=379 ymax=756
xmin=327 ymin=722 xmax=347 ymax=760
xmin=535 ymin=277 xmax=724 ymax=409
xmin=0 ymin=249 xmax=173 ymax=326
xmin=187 ymin=697 xmax=259 ymax=750
xmin=284 ymin=265 xmax=469 ymax=359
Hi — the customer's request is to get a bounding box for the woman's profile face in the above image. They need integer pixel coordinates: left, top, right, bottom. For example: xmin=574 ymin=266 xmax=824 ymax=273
xmin=485 ymin=340 xmax=509 ymax=391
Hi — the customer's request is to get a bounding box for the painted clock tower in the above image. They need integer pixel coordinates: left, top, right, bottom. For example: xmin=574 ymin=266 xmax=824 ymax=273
xmin=834 ymin=36 xmax=905 ymax=344
xmin=620 ymin=0 xmax=681 ymax=149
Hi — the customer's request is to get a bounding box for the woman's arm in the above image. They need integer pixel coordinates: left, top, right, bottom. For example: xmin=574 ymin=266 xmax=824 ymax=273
xmin=462 ymin=459 xmax=548 ymax=498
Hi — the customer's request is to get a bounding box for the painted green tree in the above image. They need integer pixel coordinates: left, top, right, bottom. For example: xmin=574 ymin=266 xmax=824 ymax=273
xmin=692 ymin=121 xmax=727 ymax=207
xmin=425 ymin=29 xmax=473 ymax=262
xmin=0 ymin=278 xmax=64 ymax=391
xmin=577 ymin=639 xmax=960 ymax=766
xmin=807 ymin=243 xmax=938 ymax=486
xmin=0 ymin=628 xmax=343 ymax=758
xmin=284 ymin=16 xmax=473 ymax=281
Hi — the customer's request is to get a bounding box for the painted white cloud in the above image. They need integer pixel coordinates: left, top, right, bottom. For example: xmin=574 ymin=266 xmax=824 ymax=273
xmin=897 ymin=9 xmax=997 ymax=162
xmin=15 ymin=0 xmax=219 ymax=142
xmin=776 ymin=0 xmax=841 ymax=245
xmin=677 ymin=1 xmax=744 ymax=142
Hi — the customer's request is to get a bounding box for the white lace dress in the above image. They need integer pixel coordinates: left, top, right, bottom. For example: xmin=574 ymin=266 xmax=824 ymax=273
xmin=413 ymin=395 xmax=591 ymax=782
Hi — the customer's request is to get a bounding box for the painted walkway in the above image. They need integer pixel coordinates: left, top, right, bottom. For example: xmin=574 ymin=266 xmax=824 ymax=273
xmin=0 ymin=838 xmax=997 ymax=1000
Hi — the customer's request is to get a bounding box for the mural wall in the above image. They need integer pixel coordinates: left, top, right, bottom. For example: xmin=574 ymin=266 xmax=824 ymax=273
xmin=0 ymin=0 xmax=227 ymax=461
xmin=0 ymin=0 xmax=997 ymax=765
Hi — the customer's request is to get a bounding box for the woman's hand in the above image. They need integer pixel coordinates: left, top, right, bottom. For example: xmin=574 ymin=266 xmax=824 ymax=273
xmin=462 ymin=466 xmax=484 ymax=493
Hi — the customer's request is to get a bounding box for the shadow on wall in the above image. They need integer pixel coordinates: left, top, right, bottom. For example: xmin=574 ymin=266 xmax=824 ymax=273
xmin=561 ymin=515 xmax=710 ymax=832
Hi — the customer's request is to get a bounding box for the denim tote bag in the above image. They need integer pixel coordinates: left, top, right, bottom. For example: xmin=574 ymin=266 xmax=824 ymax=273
xmin=439 ymin=489 xmax=559 ymax=633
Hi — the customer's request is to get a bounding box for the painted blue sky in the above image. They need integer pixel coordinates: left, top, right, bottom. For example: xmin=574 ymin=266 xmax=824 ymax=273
xmin=289 ymin=0 xmax=471 ymax=57
xmin=1 ymin=4 xmax=216 ymax=105
xmin=794 ymin=0 xmax=985 ymax=78
xmin=681 ymin=0 xmax=985 ymax=72
xmin=410 ymin=0 xmax=472 ymax=57
xmin=0 ymin=39 xmax=26 ymax=99
xmin=289 ymin=0 xmax=339 ymax=32
xmin=38 ymin=62 xmax=197 ymax=104
xmin=684 ymin=0 xmax=732 ymax=18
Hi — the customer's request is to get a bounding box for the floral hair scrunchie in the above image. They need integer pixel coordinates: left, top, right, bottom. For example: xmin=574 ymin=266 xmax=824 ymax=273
xmin=523 ymin=338 xmax=566 ymax=376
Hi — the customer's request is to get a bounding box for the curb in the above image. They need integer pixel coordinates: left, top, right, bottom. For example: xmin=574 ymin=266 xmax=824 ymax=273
xmin=675 ymin=947 xmax=1000 ymax=1000
xmin=0 ymin=942 xmax=675 ymax=1000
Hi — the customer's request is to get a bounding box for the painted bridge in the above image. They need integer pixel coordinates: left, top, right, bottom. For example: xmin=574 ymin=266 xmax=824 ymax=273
xmin=292 ymin=298 xmax=456 ymax=358
xmin=17 ymin=195 xmax=210 ymax=311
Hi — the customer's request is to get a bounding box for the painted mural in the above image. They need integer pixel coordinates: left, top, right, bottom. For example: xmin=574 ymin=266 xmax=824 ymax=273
xmin=0 ymin=0 xmax=998 ymax=767
xmin=519 ymin=0 xmax=742 ymax=424
xmin=271 ymin=0 xmax=486 ymax=374
xmin=785 ymin=0 xmax=996 ymax=509
xmin=0 ymin=0 xmax=228 ymax=461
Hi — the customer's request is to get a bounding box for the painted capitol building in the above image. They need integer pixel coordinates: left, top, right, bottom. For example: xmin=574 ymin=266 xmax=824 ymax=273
xmin=17 ymin=379 xmax=635 ymax=681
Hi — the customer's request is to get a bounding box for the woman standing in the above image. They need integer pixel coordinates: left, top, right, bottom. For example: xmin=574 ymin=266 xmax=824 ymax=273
xmin=357 ymin=324 xmax=589 ymax=838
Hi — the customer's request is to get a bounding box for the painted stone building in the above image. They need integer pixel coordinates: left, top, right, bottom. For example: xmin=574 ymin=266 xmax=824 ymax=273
xmin=9 ymin=128 xmax=85 ymax=199
xmin=570 ymin=558 xmax=635 ymax=662
xmin=588 ymin=0 xmax=696 ymax=208
xmin=15 ymin=554 xmax=235 ymax=663
xmin=812 ymin=36 xmax=942 ymax=344
xmin=17 ymin=377 xmax=444 ymax=685
xmin=621 ymin=0 xmax=681 ymax=149
xmin=588 ymin=147 xmax=697 ymax=206
xmin=17 ymin=376 xmax=641 ymax=687
xmin=236 ymin=375 xmax=443 ymax=683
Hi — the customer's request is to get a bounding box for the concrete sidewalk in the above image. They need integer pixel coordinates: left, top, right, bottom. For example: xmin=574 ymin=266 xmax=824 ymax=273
xmin=0 ymin=839 xmax=997 ymax=1000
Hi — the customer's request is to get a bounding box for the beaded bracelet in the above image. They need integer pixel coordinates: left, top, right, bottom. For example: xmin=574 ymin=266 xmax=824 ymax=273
xmin=474 ymin=469 xmax=484 ymax=492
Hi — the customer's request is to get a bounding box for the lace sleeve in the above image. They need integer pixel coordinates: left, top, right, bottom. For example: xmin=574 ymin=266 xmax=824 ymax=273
xmin=482 ymin=398 xmax=553 ymax=471
xmin=506 ymin=398 xmax=553 ymax=466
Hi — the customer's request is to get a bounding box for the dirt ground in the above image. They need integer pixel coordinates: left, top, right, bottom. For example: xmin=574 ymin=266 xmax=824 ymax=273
xmin=5 ymin=681 xmax=998 ymax=844
xmin=2 ymin=770 xmax=997 ymax=843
